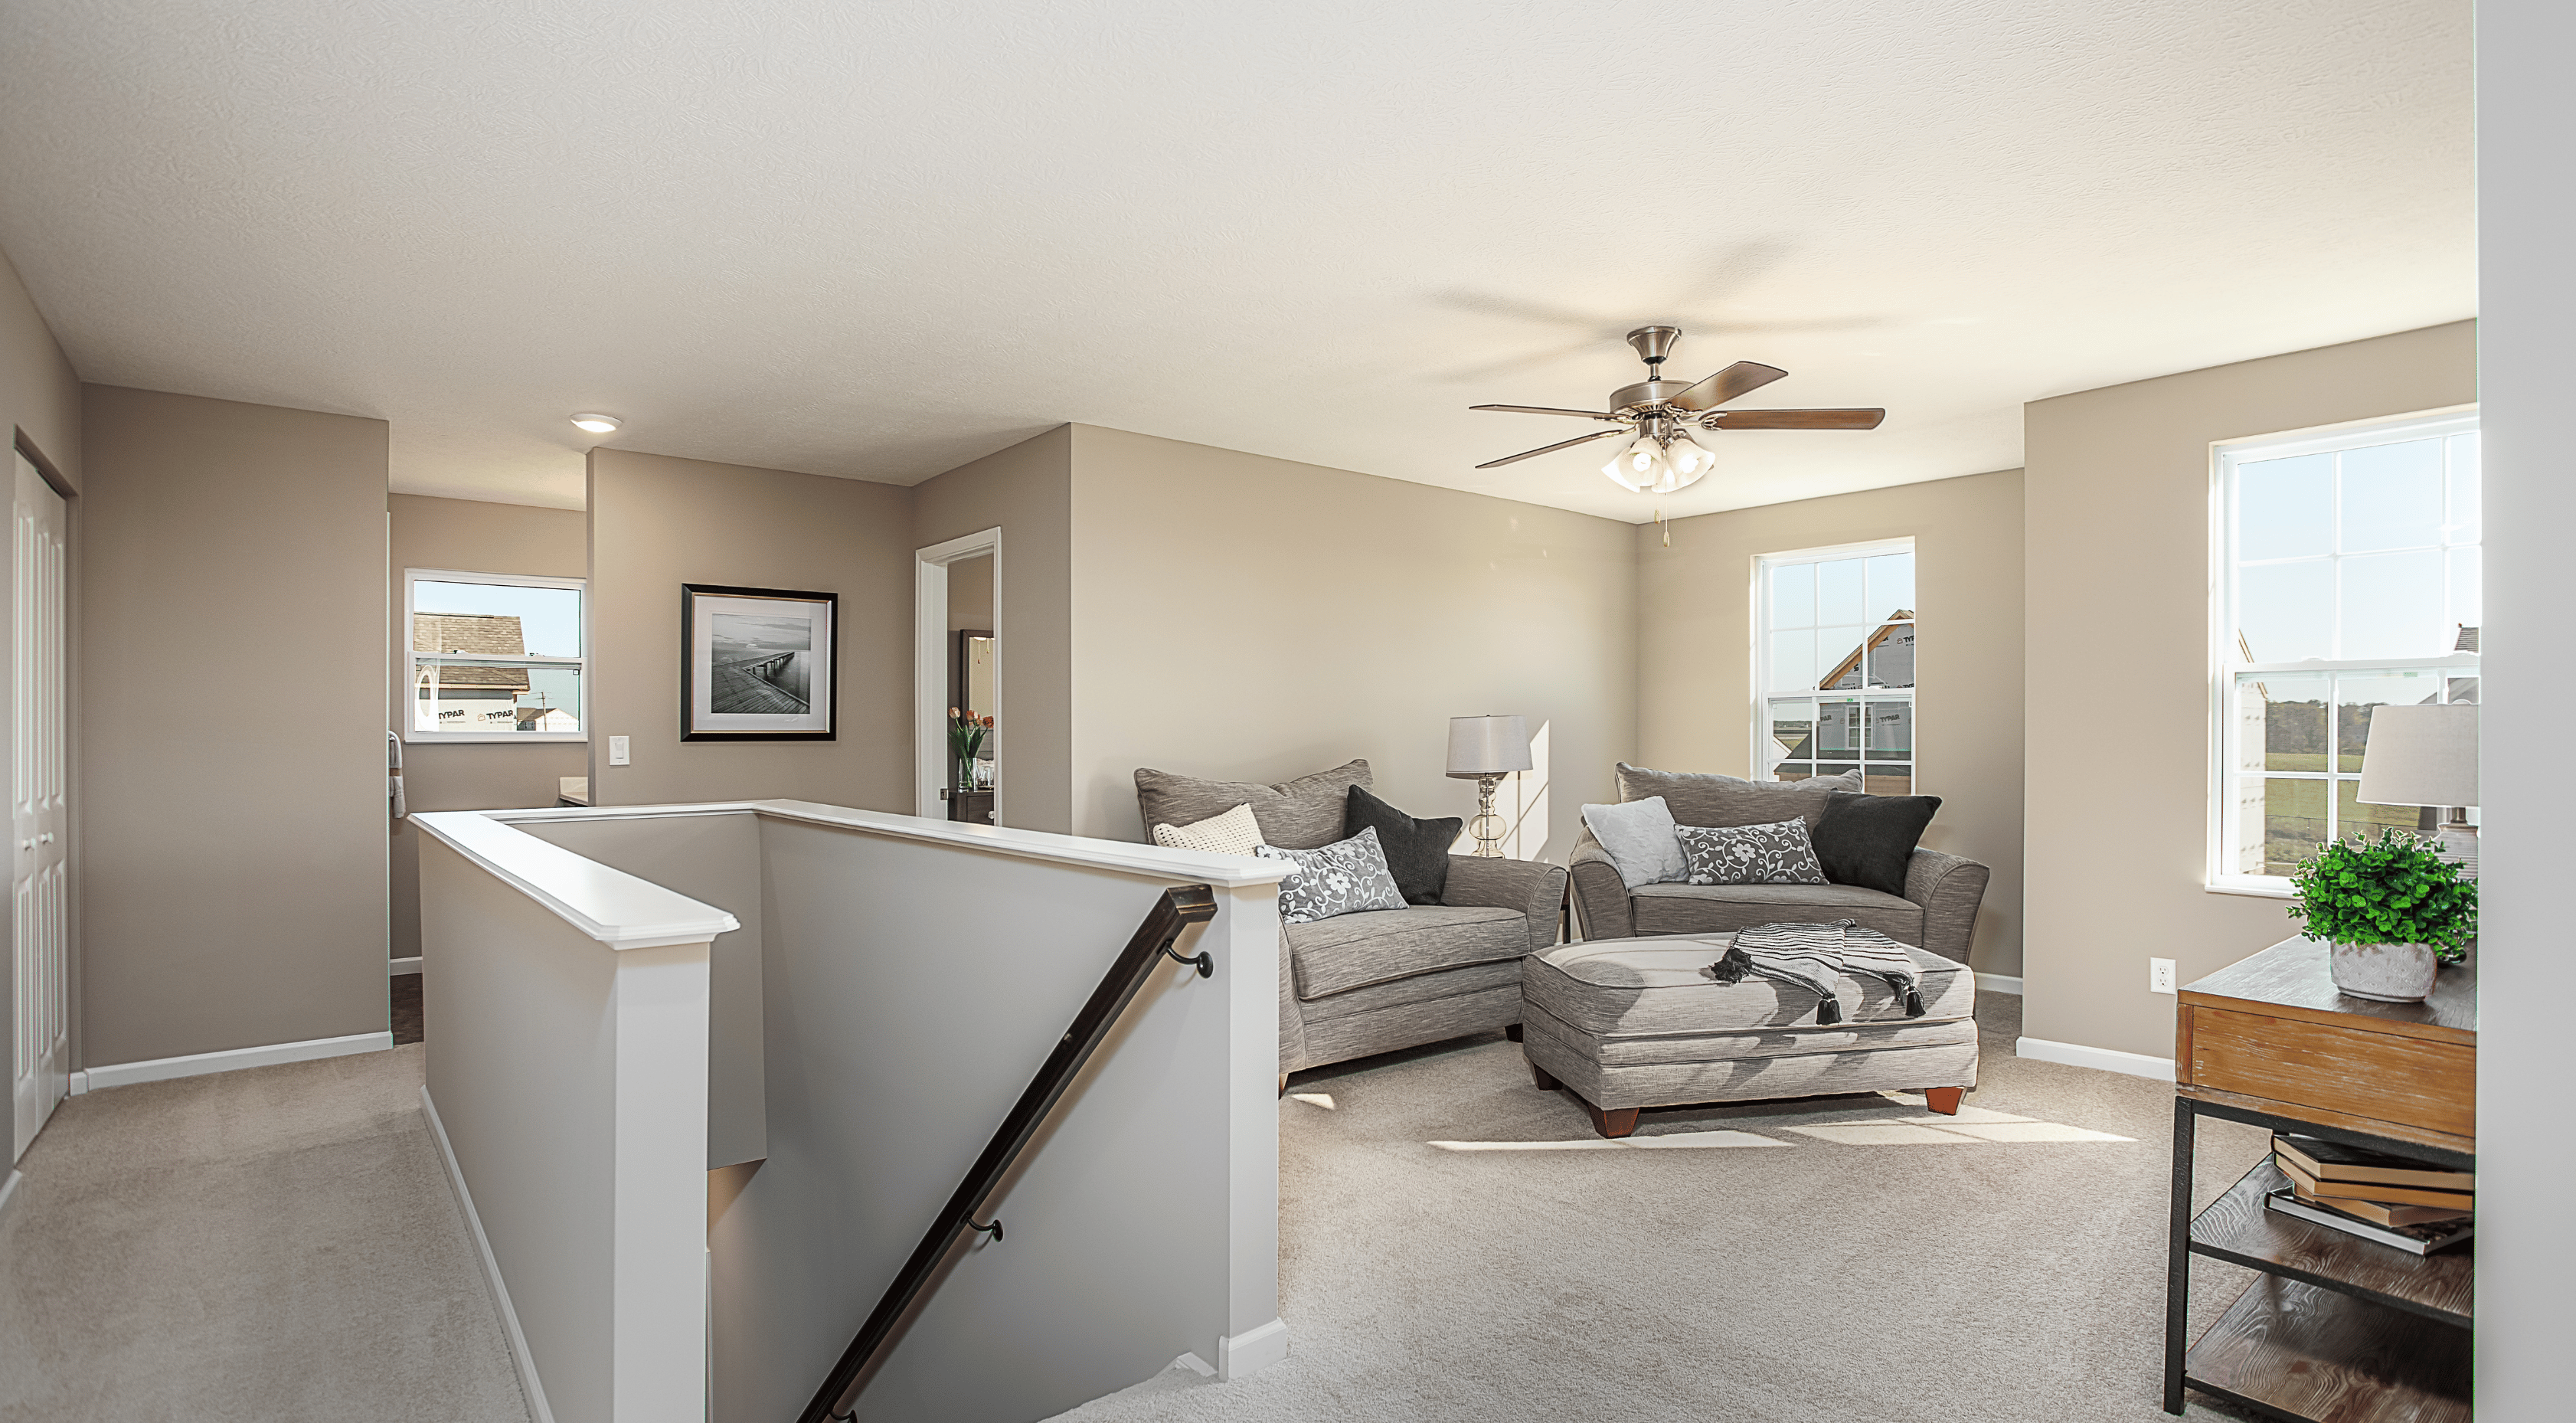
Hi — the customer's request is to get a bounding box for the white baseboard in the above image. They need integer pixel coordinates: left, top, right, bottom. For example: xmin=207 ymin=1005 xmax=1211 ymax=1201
xmin=69 ymin=1030 xmax=393 ymax=1095
xmin=423 ymin=1086 xmax=557 ymax=1423
xmin=2015 ymin=1035 xmax=2176 ymax=1082
xmin=1217 ymin=1318 xmax=1289 ymax=1381
xmin=390 ymin=957 xmax=422 ymax=976
xmin=1974 ymin=973 xmax=2023 ymax=995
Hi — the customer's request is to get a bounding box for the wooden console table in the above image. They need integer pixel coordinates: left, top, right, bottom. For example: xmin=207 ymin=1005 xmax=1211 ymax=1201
xmin=2165 ymin=937 xmax=2473 ymax=1421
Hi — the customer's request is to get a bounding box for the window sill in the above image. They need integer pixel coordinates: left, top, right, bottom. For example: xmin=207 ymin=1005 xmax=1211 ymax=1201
xmin=403 ymin=732 xmax=589 ymax=746
xmin=2204 ymin=878 xmax=2295 ymax=901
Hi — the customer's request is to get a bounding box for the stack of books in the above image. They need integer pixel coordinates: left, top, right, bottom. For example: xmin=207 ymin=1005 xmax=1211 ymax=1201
xmin=2263 ymin=1133 xmax=2473 ymax=1256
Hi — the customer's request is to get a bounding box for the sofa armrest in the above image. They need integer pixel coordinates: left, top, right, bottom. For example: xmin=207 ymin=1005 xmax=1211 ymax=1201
xmin=1567 ymin=827 xmax=1633 ymax=941
xmin=1276 ymin=923 xmax=1311 ymax=1075
xmin=1901 ymin=848 xmax=1990 ymax=964
xmin=1440 ymin=855 xmax=1568 ymax=954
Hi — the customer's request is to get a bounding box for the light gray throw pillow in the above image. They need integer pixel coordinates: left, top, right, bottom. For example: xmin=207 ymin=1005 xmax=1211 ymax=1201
xmin=1580 ymin=797 xmax=1687 ymax=889
xmin=1675 ymin=818 xmax=1829 ymax=885
xmin=1255 ymin=826 xmax=1406 ymax=924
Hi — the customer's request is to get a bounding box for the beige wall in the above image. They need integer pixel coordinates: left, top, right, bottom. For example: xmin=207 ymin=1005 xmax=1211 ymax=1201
xmin=948 ymin=553 xmax=992 ymax=632
xmin=80 ymin=386 xmax=388 ymax=1064
xmin=1637 ymin=469 xmax=2027 ymax=975
xmin=587 ymin=449 xmax=913 ymax=810
xmin=910 ymin=428 xmax=1074 ymax=833
xmin=2 ymin=247 xmax=80 ymax=490
xmin=1066 ymin=424 xmax=1637 ymax=856
xmin=388 ymin=493 xmax=590 ymax=961
xmin=2022 ymin=320 xmax=2476 ymax=1060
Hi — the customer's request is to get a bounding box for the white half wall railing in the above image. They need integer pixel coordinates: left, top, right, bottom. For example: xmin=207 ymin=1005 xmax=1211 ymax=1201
xmin=412 ymin=800 xmax=1290 ymax=1423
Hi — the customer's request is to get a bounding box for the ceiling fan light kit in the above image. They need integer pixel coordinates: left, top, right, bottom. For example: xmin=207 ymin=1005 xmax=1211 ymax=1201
xmin=1471 ymin=326 xmax=1885 ymax=496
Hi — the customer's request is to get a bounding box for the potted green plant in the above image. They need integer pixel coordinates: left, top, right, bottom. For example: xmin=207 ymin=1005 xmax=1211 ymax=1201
xmin=2287 ymin=828 xmax=2476 ymax=1002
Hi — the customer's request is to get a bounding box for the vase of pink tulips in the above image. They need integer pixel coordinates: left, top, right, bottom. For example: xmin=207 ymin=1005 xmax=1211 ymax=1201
xmin=948 ymin=708 xmax=992 ymax=791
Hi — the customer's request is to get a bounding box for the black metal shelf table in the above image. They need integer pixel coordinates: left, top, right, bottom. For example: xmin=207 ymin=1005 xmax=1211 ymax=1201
xmin=2164 ymin=940 xmax=2476 ymax=1423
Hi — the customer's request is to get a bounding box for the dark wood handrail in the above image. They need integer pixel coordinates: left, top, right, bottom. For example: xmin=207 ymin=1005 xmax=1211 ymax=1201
xmin=802 ymin=883 xmax=1221 ymax=1423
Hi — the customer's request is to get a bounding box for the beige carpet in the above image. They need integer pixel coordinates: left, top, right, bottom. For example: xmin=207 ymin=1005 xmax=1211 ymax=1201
xmin=0 ymin=999 xmax=2272 ymax=1423
xmin=0 ymin=1045 xmax=530 ymax=1423
xmin=1055 ymin=993 xmax=2272 ymax=1422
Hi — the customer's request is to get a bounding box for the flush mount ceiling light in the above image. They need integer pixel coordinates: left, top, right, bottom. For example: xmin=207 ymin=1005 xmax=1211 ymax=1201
xmin=1470 ymin=327 xmax=1885 ymax=495
xmin=570 ymin=413 xmax=622 ymax=434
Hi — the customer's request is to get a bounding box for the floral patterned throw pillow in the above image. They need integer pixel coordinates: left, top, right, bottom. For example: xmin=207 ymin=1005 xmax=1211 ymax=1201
xmin=1255 ymin=826 xmax=1407 ymax=924
xmin=1675 ymin=818 xmax=1829 ymax=886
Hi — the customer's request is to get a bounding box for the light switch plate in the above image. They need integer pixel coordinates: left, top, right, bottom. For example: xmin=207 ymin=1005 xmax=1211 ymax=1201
xmin=608 ymin=735 xmax=630 ymax=767
xmin=2150 ymin=957 xmax=2178 ymax=994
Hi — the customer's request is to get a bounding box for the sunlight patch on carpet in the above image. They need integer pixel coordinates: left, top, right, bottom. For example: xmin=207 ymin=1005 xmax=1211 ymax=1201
xmin=1289 ymin=1093 xmax=1337 ymax=1110
xmin=1924 ymin=1121 xmax=2131 ymax=1143
xmin=1787 ymin=1123 xmax=1987 ymax=1145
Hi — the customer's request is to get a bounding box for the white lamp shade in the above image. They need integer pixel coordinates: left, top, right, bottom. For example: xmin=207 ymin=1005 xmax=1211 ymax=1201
xmin=1447 ymin=715 xmax=1533 ymax=777
xmin=2357 ymin=703 xmax=2479 ymax=809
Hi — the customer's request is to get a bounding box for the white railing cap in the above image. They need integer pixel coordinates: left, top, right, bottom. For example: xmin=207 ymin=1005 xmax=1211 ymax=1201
xmin=412 ymin=810 xmax=743 ymax=949
xmin=485 ymin=799 xmax=1296 ymax=889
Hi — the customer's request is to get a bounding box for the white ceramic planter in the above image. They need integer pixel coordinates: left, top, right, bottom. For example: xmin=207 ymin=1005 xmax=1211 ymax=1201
xmin=2328 ymin=940 xmax=2440 ymax=1003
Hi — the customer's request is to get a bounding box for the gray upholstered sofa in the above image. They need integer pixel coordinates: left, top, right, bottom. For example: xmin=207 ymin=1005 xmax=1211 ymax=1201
xmin=1570 ymin=764 xmax=1989 ymax=963
xmin=1136 ymin=759 xmax=1569 ymax=1075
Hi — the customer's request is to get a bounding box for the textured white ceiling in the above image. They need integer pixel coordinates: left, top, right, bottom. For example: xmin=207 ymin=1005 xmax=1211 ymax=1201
xmin=0 ymin=2 xmax=2472 ymax=518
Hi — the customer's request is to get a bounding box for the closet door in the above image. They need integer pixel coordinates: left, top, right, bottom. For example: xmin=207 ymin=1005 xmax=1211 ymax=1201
xmin=11 ymin=452 xmax=67 ymax=1164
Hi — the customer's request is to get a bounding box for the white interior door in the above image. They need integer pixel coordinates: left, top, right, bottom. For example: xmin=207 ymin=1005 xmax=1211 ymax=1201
xmin=11 ymin=453 xmax=67 ymax=1163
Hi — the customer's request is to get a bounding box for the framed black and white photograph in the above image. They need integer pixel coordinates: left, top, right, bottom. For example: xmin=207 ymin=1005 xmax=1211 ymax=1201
xmin=680 ymin=584 xmax=837 ymax=741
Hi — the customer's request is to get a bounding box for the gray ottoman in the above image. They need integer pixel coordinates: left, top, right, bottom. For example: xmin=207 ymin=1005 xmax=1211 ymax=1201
xmin=1521 ymin=933 xmax=1980 ymax=1138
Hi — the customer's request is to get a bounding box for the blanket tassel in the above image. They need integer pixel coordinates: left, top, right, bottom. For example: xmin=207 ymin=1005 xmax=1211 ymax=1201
xmin=1902 ymin=986 xmax=1926 ymax=1019
xmin=1813 ymin=995 xmax=1843 ymax=1026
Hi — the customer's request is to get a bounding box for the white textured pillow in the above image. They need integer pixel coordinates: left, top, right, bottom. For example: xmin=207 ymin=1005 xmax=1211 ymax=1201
xmin=1152 ymin=802 xmax=1263 ymax=855
xmin=1581 ymin=797 xmax=1687 ymax=889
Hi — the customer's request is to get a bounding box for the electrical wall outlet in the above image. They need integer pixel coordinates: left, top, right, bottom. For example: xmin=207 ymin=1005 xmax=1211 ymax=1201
xmin=2150 ymin=957 xmax=2178 ymax=995
xmin=608 ymin=735 xmax=630 ymax=767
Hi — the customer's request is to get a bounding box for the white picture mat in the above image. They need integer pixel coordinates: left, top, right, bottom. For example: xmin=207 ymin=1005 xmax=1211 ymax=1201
xmin=690 ymin=592 xmax=832 ymax=734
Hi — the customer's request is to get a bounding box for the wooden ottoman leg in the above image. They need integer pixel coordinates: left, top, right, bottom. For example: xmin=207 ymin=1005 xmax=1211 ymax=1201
xmin=1503 ymin=1022 xmax=1524 ymax=1043
xmin=1530 ymin=1062 xmax=1558 ymax=1091
xmin=1582 ymin=1099 xmax=1639 ymax=1140
xmin=1925 ymin=1086 xmax=1965 ymax=1116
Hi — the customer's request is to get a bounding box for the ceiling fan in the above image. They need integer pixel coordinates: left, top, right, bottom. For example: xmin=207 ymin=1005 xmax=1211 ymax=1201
xmin=1470 ymin=326 xmax=1885 ymax=494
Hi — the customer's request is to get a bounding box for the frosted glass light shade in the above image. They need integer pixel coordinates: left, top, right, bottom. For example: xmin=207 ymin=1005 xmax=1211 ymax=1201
xmin=1667 ymin=432 xmax=1716 ymax=484
xmin=1447 ymin=715 xmax=1533 ymax=777
xmin=1603 ymin=432 xmax=1666 ymax=492
xmin=2357 ymin=703 xmax=2479 ymax=808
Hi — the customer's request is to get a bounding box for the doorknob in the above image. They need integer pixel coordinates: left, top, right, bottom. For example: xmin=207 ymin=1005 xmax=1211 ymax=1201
xmin=36 ymin=833 xmax=51 ymax=845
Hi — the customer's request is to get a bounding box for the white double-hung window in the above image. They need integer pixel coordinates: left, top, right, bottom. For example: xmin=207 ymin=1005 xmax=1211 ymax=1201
xmin=1757 ymin=539 xmax=1915 ymax=794
xmin=404 ymin=569 xmax=587 ymax=742
xmin=2212 ymin=411 xmax=2479 ymax=890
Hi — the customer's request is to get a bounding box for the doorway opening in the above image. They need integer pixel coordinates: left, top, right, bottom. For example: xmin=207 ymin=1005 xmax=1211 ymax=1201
xmin=914 ymin=528 xmax=1001 ymax=823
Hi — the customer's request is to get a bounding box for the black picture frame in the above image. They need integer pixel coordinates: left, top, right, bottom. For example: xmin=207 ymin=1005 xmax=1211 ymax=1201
xmin=679 ymin=582 xmax=839 ymax=742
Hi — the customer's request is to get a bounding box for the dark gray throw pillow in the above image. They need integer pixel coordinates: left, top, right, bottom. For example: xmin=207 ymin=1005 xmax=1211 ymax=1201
xmin=1343 ymin=785 xmax=1460 ymax=905
xmin=1811 ymin=791 xmax=1942 ymax=896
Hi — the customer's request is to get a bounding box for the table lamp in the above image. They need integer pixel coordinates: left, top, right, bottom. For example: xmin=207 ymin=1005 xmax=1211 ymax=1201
xmin=1447 ymin=715 xmax=1532 ymax=858
xmin=2356 ymin=703 xmax=2479 ymax=878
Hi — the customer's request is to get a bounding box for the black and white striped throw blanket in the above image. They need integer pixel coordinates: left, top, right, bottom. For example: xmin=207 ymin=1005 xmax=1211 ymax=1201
xmin=1699 ymin=920 xmax=1926 ymax=1026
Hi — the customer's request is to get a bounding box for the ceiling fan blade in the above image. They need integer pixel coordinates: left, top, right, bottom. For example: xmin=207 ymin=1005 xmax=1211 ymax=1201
xmin=1469 ymin=404 xmax=1619 ymax=420
xmin=1474 ymin=427 xmax=1628 ymax=469
xmin=1667 ymin=361 xmax=1789 ymax=412
xmin=1706 ymin=408 xmax=1886 ymax=430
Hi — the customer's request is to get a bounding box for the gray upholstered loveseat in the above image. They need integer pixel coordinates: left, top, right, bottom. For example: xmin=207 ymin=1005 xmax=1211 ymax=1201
xmin=1135 ymin=759 xmax=1568 ymax=1075
xmin=1570 ymin=764 xmax=1989 ymax=963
